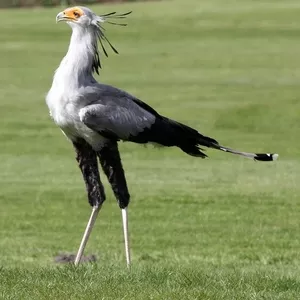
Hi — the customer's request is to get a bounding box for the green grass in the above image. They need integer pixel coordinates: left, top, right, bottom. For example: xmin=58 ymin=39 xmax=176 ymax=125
xmin=1 ymin=0 xmax=300 ymax=298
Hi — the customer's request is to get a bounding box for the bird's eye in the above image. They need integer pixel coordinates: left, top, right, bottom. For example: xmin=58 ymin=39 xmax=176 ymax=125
xmin=73 ymin=11 xmax=80 ymax=18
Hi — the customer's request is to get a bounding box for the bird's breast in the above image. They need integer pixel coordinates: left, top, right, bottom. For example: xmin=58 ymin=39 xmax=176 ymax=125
xmin=46 ymin=86 xmax=107 ymax=149
xmin=47 ymin=91 xmax=75 ymax=125
xmin=46 ymin=87 xmax=82 ymax=137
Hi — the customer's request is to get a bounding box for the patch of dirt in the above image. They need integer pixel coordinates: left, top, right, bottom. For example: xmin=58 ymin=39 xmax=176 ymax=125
xmin=54 ymin=253 xmax=97 ymax=264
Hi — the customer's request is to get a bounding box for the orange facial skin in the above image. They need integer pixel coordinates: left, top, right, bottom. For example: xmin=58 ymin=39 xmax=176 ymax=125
xmin=62 ymin=7 xmax=84 ymax=21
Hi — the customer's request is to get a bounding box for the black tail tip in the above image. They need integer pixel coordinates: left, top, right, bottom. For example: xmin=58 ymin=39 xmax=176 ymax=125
xmin=254 ymin=153 xmax=279 ymax=162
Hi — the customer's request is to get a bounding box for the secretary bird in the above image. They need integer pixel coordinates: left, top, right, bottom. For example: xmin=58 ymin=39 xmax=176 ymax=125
xmin=46 ymin=6 xmax=278 ymax=267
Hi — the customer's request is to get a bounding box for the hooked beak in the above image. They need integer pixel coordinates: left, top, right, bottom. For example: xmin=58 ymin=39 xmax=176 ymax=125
xmin=56 ymin=12 xmax=66 ymax=23
xmin=56 ymin=11 xmax=75 ymax=23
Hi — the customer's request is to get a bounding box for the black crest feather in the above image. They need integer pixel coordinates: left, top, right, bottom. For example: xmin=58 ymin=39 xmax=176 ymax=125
xmin=92 ymin=11 xmax=132 ymax=74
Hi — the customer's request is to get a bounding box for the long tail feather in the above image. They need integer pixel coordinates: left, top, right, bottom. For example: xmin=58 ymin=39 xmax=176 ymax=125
xmin=126 ymin=114 xmax=278 ymax=162
xmin=216 ymin=145 xmax=279 ymax=161
xmin=148 ymin=117 xmax=279 ymax=162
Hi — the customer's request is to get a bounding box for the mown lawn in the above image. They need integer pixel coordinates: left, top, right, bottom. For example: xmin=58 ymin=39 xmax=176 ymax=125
xmin=0 ymin=0 xmax=300 ymax=299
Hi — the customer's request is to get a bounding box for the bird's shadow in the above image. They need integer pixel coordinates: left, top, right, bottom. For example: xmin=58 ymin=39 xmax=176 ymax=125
xmin=54 ymin=253 xmax=97 ymax=264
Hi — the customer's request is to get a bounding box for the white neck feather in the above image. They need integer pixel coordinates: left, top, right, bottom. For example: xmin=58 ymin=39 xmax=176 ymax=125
xmin=53 ymin=26 xmax=97 ymax=89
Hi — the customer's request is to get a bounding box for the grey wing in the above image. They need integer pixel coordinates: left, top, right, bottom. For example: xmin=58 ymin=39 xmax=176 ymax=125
xmin=79 ymin=103 xmax=156 ymax=140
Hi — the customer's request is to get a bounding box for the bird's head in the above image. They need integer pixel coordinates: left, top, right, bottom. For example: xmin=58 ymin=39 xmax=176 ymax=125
xmin=56 ymin=7 xmax=98 ymax=27
xmin=56 ymin=6 xmax=131 ymax=29
xmin=56 ymin=6 xmax=131 ymax=73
